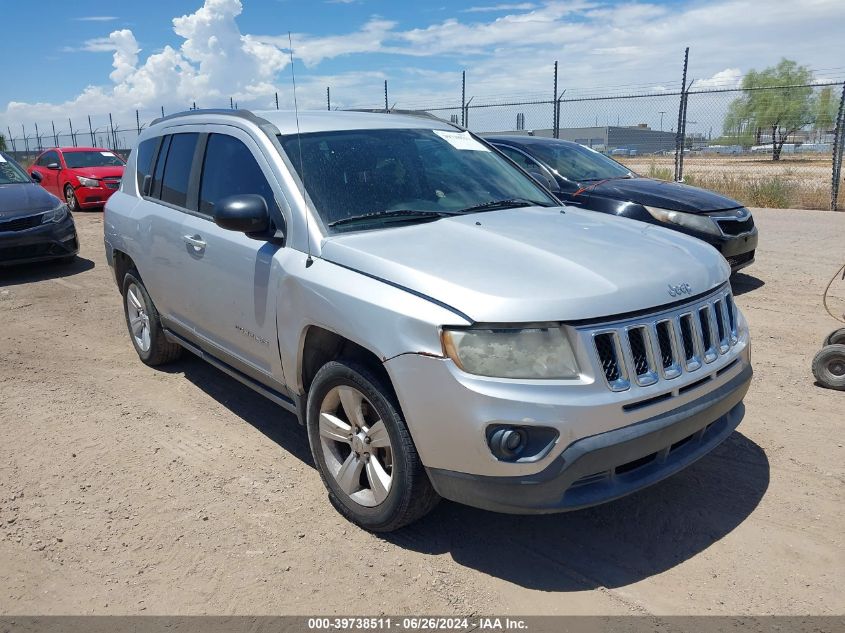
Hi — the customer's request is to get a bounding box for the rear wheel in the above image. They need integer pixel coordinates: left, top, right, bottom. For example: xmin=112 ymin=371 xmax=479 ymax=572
xmin=306 ymin=360 xmax=439 ymax=532
xmin=64 ymin=184 xmax=79 ymax=212
xmin=122 ymin=271 xmax=182 ymax=366
xmin=812 ymin=344 xmax=845 ymax=391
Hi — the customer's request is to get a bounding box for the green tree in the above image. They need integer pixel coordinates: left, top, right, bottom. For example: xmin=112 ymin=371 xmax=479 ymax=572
xmin=722 ymin=59 xmax=813 ymax=160
xmin=812 ymin=86 xmax=838 ymax=140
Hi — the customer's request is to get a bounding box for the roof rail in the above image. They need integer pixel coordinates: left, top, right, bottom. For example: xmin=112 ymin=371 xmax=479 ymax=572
xmin=150 ymin=108 xmax=271 ymax=128
xmin=346 ymin=108 xmax=461 ymax=130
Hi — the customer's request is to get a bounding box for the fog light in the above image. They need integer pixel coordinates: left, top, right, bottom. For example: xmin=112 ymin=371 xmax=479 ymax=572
xmin=486 ymin=424 xmax=559 ymax=463
xmin=490 ymin=427 xmax=526 ymax=459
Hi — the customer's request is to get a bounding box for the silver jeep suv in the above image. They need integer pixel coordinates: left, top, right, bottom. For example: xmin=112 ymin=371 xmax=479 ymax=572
xmin=104 ymin=109 xmax=752 ymax=531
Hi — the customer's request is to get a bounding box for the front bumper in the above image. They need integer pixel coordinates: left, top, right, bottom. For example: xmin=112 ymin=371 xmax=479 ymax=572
xmin=427 ymin=363 xmax=751 ymax=514
xmin=74 ymin=184 xmax=118 ymax=208
xmin=0 ymin=216 xmax=79 ymax=266
xmin=714 ymin=228 xmax=758 ymax=273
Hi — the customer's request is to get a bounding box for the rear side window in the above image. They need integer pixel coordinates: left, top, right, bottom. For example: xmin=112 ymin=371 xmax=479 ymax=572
xmin=151 ymin=136 xmax=171 ymax=199
xmin=199 ymin=134 xmax=275 ymax=215
xmin=135 ymin=138 xmax=158 ymax=192
xmin=159 ymin=133 xmax=199 ymax=208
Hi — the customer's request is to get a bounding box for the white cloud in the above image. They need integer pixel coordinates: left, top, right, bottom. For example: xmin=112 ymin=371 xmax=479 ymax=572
xmin=694 ymin=68 xmax=743 ymax=91
xmin=462 ymin=3 xmax=537 ymax=12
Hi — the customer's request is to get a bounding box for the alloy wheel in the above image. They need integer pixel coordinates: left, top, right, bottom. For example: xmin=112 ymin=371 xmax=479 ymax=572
xmin=318 ymin=385 xmax=394 ymax=507
xmin=125 ymin=283 xmax=151 ymax=353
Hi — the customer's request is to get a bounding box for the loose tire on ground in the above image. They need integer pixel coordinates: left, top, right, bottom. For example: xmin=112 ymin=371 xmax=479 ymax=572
xmin=121 ymin=270 xmax=182 ymax=367
xmin=812 ymin=344 xmax=845 ymax=391
xmin=822 ymin=328 xmax=845 ymax=347
xmin=306 ymin=360 xmax=440 ymax=532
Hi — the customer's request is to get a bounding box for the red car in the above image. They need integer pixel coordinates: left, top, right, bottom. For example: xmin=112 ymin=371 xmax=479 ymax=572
xmin=29 ymin=147 xmax=125 ymax=211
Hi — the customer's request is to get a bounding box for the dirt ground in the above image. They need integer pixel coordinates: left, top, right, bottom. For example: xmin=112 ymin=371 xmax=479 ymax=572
xmin=1 ymin=208 xmax=844 ymax=616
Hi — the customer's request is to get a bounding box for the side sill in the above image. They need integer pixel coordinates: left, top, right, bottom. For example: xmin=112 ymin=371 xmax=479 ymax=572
xmin=163 ymin=328 xmax=300 ymax=418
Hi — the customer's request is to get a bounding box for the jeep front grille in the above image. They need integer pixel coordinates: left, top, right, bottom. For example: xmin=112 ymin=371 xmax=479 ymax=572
xmin=587 ymin=286 xmax=739 ymax=392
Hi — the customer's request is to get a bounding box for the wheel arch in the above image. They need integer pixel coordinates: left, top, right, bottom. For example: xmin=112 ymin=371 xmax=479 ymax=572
xmin=298 ymin=325 xmax=395 ymax=401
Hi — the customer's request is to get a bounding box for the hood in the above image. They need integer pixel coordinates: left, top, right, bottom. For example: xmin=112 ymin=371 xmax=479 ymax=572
xmin=588 ymin=177 xmax=742 ymax=213
xmin=0 ymin=183 xmax=62 ymax=217
xmin=320 ymin=207 xmax=729 ymax=323
xmin=66 ymin=165 xmax=124 ymax=180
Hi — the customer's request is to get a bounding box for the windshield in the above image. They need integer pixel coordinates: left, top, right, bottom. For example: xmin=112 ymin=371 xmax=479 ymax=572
xmin=527 ymin=142 xmax=633 ymax=182
xmin=0 ymin=154 xmax=32 ymax=184
xmin=278 ymin=128 xmax=556 ymax=230
xmin=63 ymin=150 xmax=125 ymax=169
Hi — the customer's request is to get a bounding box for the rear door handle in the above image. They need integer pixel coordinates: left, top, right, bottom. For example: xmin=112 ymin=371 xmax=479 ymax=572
xmin=183 ymin=234 xmax=206 ymax=251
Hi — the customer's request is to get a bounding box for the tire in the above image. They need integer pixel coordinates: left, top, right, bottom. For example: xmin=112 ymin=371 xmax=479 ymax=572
xmin=812 ymin=344 xmax=845 ymax=391
xmin=64 ymin=184 xmax=79 ymax=212
xmin=306 ymin=360 xmax=439 ymax=532
xmin=822 ymin=328 xmax=845 ymax=347
xmin=121 ymin=270 xmax=182 ymax=367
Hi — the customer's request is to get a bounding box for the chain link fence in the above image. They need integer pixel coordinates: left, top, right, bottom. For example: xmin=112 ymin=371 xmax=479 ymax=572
xmin=2 ymin=57 xmax=844 ymax=210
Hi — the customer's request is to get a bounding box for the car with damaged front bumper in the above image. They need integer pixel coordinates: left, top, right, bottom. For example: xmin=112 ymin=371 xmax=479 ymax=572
xmin=104 ymin=109 xmax=751 ymax=531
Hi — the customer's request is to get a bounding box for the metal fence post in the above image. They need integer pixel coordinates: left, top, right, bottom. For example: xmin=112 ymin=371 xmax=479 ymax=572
xmin=327 ymin=86 xmax=331 ymax=111
xmin=109 ymin=113 xmax=116 ymax=149
xmin=461 ymin=70 xmax=466 ymax=127
xmin=384 ymin=80 xmax=389 ymax=113
xmin=674 ymin=47 xmax=689 ymax=181
xmin=136 ymin=110 xmax=141 ymax=136
xmin=51 ymin=121 xmax=57 ymax=147
xmin=68 ymin=118 xmax=76 ymax=147
xmin=553 ymin=61 xmax=559 ymax=139
xmin=88 ymin=116 xmax=95 ymax=146
xmin=7 ymin=127 xmax=15 ymax=152
xmin=831 ymin=81 xmax=845 ymax=211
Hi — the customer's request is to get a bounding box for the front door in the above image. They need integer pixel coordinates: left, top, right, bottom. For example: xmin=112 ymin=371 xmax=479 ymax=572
xmin=179 ymin=130 xmax=284 ymax=383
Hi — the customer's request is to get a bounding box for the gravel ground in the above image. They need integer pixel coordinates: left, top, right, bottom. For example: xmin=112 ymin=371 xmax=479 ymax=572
xmin=1 ymin=208 xmax=843 ymax=616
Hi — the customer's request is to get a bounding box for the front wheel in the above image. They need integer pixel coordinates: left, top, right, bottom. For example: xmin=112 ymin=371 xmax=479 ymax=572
xmin=823 ymin=328 xmax=845 ymax=347
xmin=306 ymin=360 xmax=439 ymax=532
xmin=812 ymin=344 xmax=845 ymax=391
xmin=64 ymin=184 xmax=79 ymax=212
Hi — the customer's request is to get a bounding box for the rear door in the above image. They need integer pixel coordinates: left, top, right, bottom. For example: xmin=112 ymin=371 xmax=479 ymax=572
xmin=132 ymin=132 xmax=202 ymax=328
xmin=178 ymin=129 xmax=284 ymax=382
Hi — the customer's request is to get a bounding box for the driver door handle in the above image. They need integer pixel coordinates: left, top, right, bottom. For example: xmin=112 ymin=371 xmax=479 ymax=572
xmin=183 ymin=234 xmax=206 ymax=251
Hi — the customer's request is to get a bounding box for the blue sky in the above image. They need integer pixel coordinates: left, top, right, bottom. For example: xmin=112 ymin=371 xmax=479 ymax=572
xmin=1 ymin=0 xmax=843 ymax=133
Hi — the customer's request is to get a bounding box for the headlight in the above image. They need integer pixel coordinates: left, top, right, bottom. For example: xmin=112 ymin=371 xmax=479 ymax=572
xmin=76 ymin=175 xmax=99 ymax=187
xmin=644 ymin=205 xmax=721 ymax=236
xmin=41 ymin=204 xmax=69 ymax=224
xmin=441 ymin=326 xmax=580 ymax=379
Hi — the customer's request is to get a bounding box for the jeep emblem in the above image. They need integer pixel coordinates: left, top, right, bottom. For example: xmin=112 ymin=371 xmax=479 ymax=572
xmin=668 ymin=283 xmax=692 ymax=297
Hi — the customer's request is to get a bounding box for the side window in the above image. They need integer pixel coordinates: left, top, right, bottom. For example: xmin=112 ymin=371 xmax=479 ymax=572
xmin=151 ymin=135 xmax=171 ymax=199
xmin=35 ymin=153 xmax=47 ymax=166
xmin=497 ymin=145 xmax=541 ymax=171
xmin=160 ymin=133 xmax=199 ymax=208
xmin=38 ymin=150 xmax=59 ymax=167
xmin=199 ymin=134 xmax=276 ymax=215
xmin=135 ymin=138 xmax=159 ymax=192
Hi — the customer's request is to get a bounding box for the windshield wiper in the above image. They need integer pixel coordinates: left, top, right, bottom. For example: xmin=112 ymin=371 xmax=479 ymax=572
xmin=455 ymin=198 xmax=553 ymax=214
xmin=328 ymin=209 xmax=457 ymax=227
xmin=580 ymin=175 xmax=633 ymax=182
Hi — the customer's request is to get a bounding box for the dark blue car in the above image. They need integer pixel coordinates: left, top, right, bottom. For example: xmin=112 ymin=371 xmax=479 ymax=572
xmin=0 ymin=151 xmax=78 ymax=267
xmin=486 ymin=136 xmax=758 ymax=273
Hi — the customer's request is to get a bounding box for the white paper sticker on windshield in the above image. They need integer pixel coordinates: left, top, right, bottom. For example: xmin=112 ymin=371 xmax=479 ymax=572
xmin=100 ymin=151 xmax=115 ymax=157
xmin=433 ymin=130 xmax=489 ymax=152
xmin=0 ymin=154 xmax=6 ymax=162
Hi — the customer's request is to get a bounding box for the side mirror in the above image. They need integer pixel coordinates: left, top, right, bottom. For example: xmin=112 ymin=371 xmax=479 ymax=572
xmin=527 ymin=169 xmax=560 ymax=193
xmin=213 ymin=194 xmax=272 ymax=236
xmin=31 ymin=171 xmax=43 ymax=183
xmin=47 ymin=162 xmax=61 ymax=170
